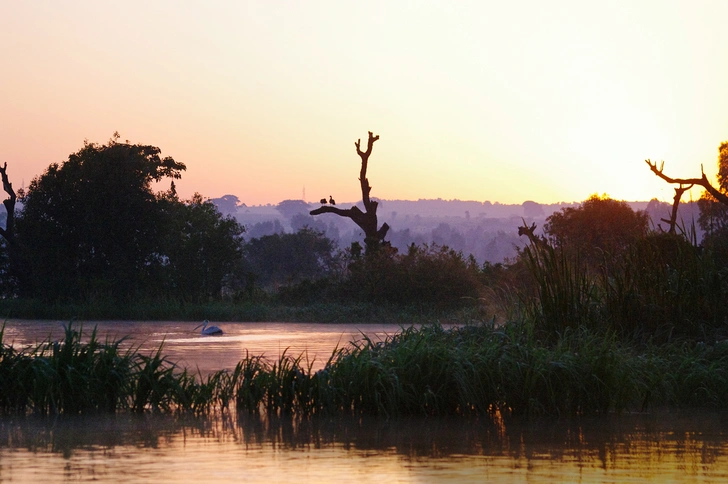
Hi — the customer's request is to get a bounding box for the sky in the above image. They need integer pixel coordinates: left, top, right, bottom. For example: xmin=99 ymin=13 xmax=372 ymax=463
xmin=2 ymin=0 xmax=728 ymax=207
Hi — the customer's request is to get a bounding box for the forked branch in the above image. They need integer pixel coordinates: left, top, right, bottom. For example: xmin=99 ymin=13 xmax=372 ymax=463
xmin=311 ymin=132 xmax=389 ymax=253
xmin=355 ymin=131 xmax=380 ymax=208
xmin=660 ymin=184 xmax=692 ymax=234
xmin=645 ymin=159 xmax=728 ymax=206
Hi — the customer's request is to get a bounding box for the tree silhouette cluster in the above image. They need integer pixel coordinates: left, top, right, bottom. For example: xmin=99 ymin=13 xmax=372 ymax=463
xmin=0 ymin=135 xmax=244 ymax=301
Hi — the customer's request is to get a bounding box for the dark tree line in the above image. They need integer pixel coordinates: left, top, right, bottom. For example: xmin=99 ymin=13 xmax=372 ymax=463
xmin=0 ymin=135 xmax=244 ymax=302
xmin=4 ymin=132 xmax=728 ymax=313
xmin=0 ymin=135 xmax=354 ymax=304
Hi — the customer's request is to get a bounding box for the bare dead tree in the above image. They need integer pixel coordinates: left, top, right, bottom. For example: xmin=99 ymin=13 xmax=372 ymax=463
xmin=645 ymin=158 xmax=728 ymax=234
xmin=0 ymin=162 xmax=17 ymax=244
xmin=659 ymin=184 xmax=692 ymax=234
xmin=310 ymin=131 xmax=390 ymax=253
xmin=645 ymin=159 xmax=728 ymax=206
xmin=0 ymin=162 xmax=27 ymax=294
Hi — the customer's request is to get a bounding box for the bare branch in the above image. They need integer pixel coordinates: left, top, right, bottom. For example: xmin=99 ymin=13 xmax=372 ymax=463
xmin=644 ymin=159 xmax=728 ymax=206
xmin=310 ymin=205 xmax=361 ymax=218
xmin=0 ymin=162 xmax=17 ymax=242
xmin=376 ymin=222 xmax=390 ymax=241
xmin=355 ymin=131 xmax=380 ymax=159
xmin=311 ymin=132 xmax=388 ymax=253
xmin=356 ymin=131 xmax=379 ymax=209
xmin=661 ymin=184 xmax=692 ymax=234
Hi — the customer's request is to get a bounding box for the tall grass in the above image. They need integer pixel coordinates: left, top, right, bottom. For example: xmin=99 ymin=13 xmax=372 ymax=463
xmin=230 ymin=322 xmax=728 ymax=417
xmin=0 ymin=322 xmax=237 ymax=415
xmin=3 ymin=228 xmax=728 ymax=418
xmin=517 ymin=231 xmax=728 ymax=342
xmin=4 ymin=321 xmax=728 ymax=418
xmin=603 ymin=232 xmax=728 ymax=340
xmin=520 ymin=242 xmax=600 ymax=337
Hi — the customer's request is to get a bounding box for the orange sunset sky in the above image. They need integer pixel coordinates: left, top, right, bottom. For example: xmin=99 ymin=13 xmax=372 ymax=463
xmin=2 ymin=1 xmax=728 ymax=206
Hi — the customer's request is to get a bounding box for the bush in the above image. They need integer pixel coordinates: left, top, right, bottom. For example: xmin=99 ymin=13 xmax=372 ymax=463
xmin=341 ymin=243 xmax=482 ymax=308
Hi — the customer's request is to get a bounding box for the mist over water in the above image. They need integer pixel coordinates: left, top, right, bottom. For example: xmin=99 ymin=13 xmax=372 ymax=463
xmin=2 ymin=320 xmax=728 ymax=483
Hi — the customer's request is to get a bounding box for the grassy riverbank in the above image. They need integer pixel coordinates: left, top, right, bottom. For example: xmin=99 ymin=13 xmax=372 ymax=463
xmin=0 ymin=298 xmax=488 ymax=325
xmin=3 ymin=230 xmax=728 ymax=418
xmin=3 ymin=321 xmax=728 ymax=417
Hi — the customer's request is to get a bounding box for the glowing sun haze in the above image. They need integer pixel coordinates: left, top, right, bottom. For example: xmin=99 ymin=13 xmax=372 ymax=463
xmin=2 ymin=1 xmax=727 ymax=206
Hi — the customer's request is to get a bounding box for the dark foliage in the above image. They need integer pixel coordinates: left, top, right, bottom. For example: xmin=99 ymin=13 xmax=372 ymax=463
xmin=544 ymin=194 xmax=649 ymax=268
xmin=12 ymin=135 xmax=243 ymax=302
xmin=156 ymin=192 xmax=245 ymax=301
xmin=243 ymin=228 xmax=341 ymax=290
xmin=698 ymin=142 xmax=728 ymax=261
xmin=340 ymin=243 xmax=482 ymax=307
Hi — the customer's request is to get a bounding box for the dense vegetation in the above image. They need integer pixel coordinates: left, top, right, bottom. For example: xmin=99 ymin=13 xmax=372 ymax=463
xmin=2 ymin=135 xmax=244 ymax=303
xmin=2 ymin=137 xmax=728 ymax=418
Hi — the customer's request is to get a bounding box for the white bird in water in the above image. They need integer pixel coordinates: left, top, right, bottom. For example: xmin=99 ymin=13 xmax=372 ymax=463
xmin=195 ymin=320 xmax=223 ymax=335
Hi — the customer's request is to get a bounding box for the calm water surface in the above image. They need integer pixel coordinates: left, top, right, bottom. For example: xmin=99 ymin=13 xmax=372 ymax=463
xmin=2 ymin=319 xmax=405 ymax=373
xmin=2 ymin=320 xmax=728 ymax=483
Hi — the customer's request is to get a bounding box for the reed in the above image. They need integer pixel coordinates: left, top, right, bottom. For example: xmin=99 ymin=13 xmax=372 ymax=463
xmin=4 ymin=321 xmax=728 ymax=418
xmin=603 ymin=233 xmax=728 ymax=341
xmin=514 ymin=231 xmax=728 ymax=343
xmin=0 ymin=322 xmax=241 ymax=415
xmin=233 ymin=352 xmax=269 ymax=413
xmin=312 ymin=322 xmax=638 ymax=417
xmin=519 ymin=241 xmax=601 ymax=337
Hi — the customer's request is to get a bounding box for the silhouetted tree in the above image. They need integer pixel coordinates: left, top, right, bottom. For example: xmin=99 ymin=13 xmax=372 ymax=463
xmin=342 ymin=242 xmax=481 ymax=307
xmin=13 ymin=134 xmax=244 ymax=302
xmin=243 ymin=228 xmax=339 ymax=288
xmin=522 ymin=200 xmax=544 ymax=218
xmin=16 ymin=135 xmax=186 ymax=299
xmin=0 ymin=163 xmax=17 ymax=245
xmin=646 ymin=143 xmax=728 ymax=236
xmin=210 ymin=194 xmax=242 ymax=214
xmin=157 ymin=192 xmax=245 ymax=301
xmin=276 ymin=199 xmax=311 ymax=219
xmin=543 ymin=194 xmax=649 ymax=267
xmin=0 ymin=162 xmax=23 ymax=294
xmin=310 ymin=131 xmax=389 ymax=254
xmin=694 ymin=143 xmax=728 ymax=242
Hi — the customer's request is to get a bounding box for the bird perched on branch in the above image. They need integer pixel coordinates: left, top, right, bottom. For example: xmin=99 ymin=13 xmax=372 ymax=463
xmin=320 ymin=197 xmax=327 ymax=204
xmin=329 ymin=196 xmax=336 ymax=205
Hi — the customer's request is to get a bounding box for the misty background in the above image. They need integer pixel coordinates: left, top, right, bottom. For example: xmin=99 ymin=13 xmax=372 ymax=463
xmin=210 ymin=196 xmax=703 ymax=264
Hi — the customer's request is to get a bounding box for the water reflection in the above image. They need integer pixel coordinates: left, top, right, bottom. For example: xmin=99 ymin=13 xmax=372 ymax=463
xmin=2 ymin=411 xmax=728 ymax=483
xmin=3 ymin=320 xmax=728 ymax=482
xmin=2 ymin=320 xmax=407 ymax=374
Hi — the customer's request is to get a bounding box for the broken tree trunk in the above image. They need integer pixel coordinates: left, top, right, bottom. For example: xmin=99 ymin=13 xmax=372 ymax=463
xmin=0 ymin=162 xmax=16 ymax=244
xmin=310 ymin=131 xmax=390 ymax=254
xmin=661 ymin=184 xmax=692 ymax=234
xmin=0 ymin=161 xmax=27 ymax=293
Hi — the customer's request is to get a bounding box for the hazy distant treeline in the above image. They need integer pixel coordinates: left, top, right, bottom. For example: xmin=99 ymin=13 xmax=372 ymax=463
xmin=209 ymin=196 xmax=703 ymax=265
xmin=0 ymin=135 xmax=715 ymax=313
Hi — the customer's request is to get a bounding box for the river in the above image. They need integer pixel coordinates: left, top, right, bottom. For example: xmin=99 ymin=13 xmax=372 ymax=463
xmin=1 ymin=320 xmax=727 ymax=483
